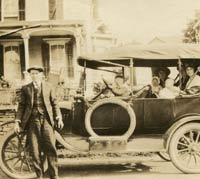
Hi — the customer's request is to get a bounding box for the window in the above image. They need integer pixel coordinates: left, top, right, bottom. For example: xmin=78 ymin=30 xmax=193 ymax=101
xmin=4 ymin=45 xmax=21 ymax=80
xmin=43 ymin=38 xmax=74 ymax=78
xmin=4 ymin=0 xmax=19 ymax=20
xmin=48 ymin=0 xmax=63 ymax=20
xmin=49 ymin=0 xmax=56 ymax=20
xmin=67 ymin=44 xmax=74 ymax=78
xmin=50 ymin=44 xmax=66 ymax=74
xmin=0 ymin=0 xmax=25 ymax=21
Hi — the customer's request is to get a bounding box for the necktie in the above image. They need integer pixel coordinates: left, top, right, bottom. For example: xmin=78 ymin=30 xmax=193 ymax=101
xmin=34 ymin=81 xmax=41 ymax=89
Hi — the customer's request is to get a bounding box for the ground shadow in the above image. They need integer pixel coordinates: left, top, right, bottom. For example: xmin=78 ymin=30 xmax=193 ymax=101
xmin=58 ymin=162 xmax=152 ymax=177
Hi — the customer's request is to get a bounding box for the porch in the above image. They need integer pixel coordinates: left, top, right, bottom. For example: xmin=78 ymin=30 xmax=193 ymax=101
xmin=0 ymin=21 xmax=84 ymax=88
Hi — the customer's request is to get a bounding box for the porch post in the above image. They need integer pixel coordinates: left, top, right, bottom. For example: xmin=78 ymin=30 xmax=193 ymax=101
xmin=75 ymin=35 xmax=81 ymax=57
xmin=22 ymin=33 xmax=30 ymax=70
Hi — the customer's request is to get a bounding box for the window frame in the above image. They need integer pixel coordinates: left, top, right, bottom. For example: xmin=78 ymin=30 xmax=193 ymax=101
xmin=3 ymin=42 xmax=21 ymax=80
xmin=49 ymin=41 xmax=66 ymax=74
xmin=0 ymin=0 xmax=25 ymax=21
xmin=43 ymin=38 xmax=73 ymax=77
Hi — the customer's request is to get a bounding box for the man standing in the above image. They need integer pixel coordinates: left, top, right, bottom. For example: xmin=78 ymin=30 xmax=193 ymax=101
xmin=14 ymin=66 xmax=64 ymax=179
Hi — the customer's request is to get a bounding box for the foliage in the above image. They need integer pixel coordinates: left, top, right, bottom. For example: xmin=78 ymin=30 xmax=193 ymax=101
xmin=183 ymin=11 xmax=200 ymax=43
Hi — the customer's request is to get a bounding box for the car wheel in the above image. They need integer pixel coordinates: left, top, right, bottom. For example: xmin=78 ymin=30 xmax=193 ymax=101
xmin=0 ymin=130 xmax=47 ymax=179
xmin=157 ymin=152 xmax=171 ymax=161
xmin=85 ymin=97 xmax=136 ymax=138
xmin=169 ymin=122 xmax=200 ymax=174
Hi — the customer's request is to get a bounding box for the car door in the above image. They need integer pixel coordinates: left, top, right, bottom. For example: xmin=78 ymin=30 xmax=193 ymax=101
xmin=143 ymin=98 xmax=175 ymax=133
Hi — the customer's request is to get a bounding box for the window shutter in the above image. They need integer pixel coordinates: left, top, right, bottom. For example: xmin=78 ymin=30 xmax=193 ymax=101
xmin=42 ymin=42 xmax=50 ymax=77
xmin=0 ymin=45 xmax=4 ymax=76
xmin=19 ymin=44 xmax=25 ymax=78
xmin=49 ymin=0 xmax=56 ymax=20
xmin=19 ymin=0 xmax=25 ymax=20
xmin=66 ymin=43 xmax=74 ymax=78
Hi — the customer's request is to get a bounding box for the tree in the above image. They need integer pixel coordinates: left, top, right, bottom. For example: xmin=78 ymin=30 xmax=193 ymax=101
xmin=183 ymin=11 xmax=200 ymax=43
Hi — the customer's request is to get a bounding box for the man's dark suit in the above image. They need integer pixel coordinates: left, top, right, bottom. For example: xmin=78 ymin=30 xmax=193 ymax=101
xmin=16 ymin=81 xmax=61 ymax=179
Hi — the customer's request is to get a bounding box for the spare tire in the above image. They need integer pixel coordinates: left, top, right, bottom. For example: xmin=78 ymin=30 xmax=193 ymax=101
xmin=85 ymin=98 xmax=136 ymax=138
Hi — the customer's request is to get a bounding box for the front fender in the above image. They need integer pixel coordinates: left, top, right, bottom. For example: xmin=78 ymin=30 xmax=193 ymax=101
xmin=163 ymin=115 xmax=200 ymax=150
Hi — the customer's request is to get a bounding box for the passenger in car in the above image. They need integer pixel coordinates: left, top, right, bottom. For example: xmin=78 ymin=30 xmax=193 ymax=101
xmin=159 ymin=78 xmax=180 ymax=98
xmin=174 ymin=65 xmax=189 ymax=90
xmin=151 ymin=76 xmax=162 ymax=97
xmin=156 ymin=67 xmax=171 ymax=87
xmin=110 ymin=75 xmax=130 ymax=96
xmin=185 ymin=64 xmax=200 ymax=89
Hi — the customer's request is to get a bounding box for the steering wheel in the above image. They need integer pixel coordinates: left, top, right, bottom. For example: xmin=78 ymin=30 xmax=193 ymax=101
xmin=92 ymin=78 xmax=115 ymax=100
xmin=102 ymin=77 xmax=111 ymax=89
xmin=132 ymin=85 xmax=152 ymax=98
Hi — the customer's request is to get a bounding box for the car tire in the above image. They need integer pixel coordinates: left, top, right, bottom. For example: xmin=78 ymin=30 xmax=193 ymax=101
xmin=169 ymin=122 xmax=200 ymax=174
xmin=157 ymin=152 xmax=171 ymax=161
xmin=0 ymin=130 xmax=47 ymax=179
xmin=85 ymin=97 xmax=136 ymax=139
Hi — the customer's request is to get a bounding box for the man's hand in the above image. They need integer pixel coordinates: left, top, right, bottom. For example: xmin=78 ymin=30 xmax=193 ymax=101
xmin=56 ymin=116 xmax=64 ymax=130
xmin=14 ymin=121 xmax=20 ymax=133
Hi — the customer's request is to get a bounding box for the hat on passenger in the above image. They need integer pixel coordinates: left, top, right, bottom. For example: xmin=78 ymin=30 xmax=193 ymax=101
xmin=156 ymin=67 xmax=170 ymax=76
xmin=184 ymin=63 xmax=197 ymax=70
xmin=27 ymin=66 xmax=44 ymax=73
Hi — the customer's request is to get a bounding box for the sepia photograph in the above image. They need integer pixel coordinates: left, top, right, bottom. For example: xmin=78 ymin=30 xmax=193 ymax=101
xmin=0 ymin=0 xmax=200 ymax=179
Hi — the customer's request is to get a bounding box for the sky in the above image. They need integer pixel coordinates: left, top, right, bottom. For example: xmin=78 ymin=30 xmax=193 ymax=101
xmin=98 ymin=0 xmax=200 ymax=43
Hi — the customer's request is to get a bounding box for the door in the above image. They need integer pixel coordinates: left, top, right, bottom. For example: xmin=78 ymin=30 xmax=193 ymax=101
xmin=143 ymin=98 xmax=175 ymax=132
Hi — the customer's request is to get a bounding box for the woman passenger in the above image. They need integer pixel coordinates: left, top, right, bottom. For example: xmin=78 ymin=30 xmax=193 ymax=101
xmin=185 ymin=64 xmax=200 ymax=89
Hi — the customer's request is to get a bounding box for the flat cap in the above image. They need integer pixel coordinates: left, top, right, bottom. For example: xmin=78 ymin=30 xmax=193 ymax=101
xmin=27 ymin=66 xmax=44 ymax=73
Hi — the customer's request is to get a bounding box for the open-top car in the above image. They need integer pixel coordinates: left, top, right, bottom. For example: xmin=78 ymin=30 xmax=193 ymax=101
xmin=1 ymin=43 xmax=200 ymax=178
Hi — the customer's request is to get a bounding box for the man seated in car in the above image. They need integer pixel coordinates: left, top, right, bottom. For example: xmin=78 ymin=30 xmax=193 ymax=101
xmin=104 ymin=74 xmax=130 ymax=97
xmin=93 ymin=74 xmax=130 ymax=99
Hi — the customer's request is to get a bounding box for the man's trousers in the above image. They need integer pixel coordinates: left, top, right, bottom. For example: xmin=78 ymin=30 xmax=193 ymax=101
xmin=27 ymin=114 xmax=58 ymax=179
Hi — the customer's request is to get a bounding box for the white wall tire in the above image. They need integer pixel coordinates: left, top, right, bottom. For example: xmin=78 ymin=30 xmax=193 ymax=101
xmin=169 ymin=123 xmax=200 ymax=174
xmin=157 ymin=152 xmax=171 ymax=161
xmin=85 ymin=98 xmax=136 ymax=139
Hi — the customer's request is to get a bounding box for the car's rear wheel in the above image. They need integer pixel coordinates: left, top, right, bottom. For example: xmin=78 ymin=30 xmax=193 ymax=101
xmin=169 ymin=123 xmax=200 ymax=173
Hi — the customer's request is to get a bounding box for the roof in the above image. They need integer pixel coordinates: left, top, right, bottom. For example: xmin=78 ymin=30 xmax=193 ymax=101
xmin=148 ymin=36 xmax=182 ymax=44
xmin=78 ymin=43 xmax=200 ymax=68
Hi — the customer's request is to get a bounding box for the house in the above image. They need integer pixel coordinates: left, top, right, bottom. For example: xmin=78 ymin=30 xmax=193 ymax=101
xmin=0 ymin=0 xmax=116 ymax=88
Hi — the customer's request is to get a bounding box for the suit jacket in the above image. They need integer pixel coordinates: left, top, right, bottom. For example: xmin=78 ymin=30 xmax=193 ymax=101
xmin=15 ymin=81 xmax=61 ymax=130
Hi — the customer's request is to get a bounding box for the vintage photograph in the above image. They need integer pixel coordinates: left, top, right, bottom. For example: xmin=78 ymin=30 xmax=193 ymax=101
xmin=0 ymin=0 xmax=200 ymax=179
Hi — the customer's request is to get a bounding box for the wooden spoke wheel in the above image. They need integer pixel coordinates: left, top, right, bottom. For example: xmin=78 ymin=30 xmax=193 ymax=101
xmin=0 ymin=130 xmax=46 ymax=179
xmin=169 ymin=123 xmax=200 ymax=173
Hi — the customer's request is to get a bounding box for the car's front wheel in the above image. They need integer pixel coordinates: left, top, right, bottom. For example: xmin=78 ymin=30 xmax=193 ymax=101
xmin=157 ymin=152 xmax=171 ymax=161
xmin=169 ymin=122 xmax=200 ymax=173
xmin=0 ymin=130 xmax=47 ymax=179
